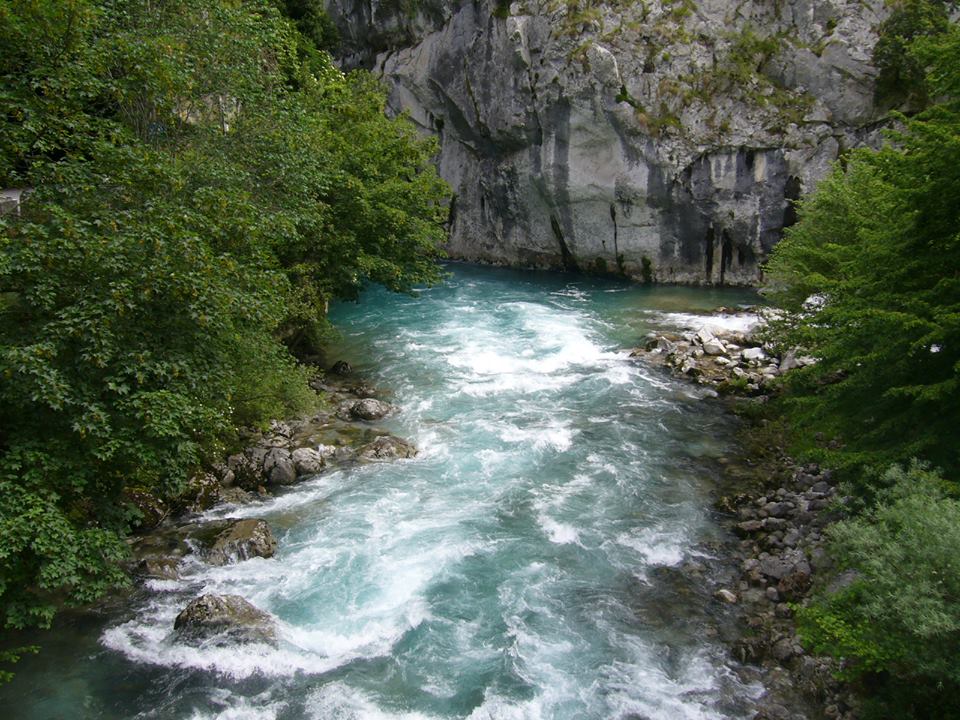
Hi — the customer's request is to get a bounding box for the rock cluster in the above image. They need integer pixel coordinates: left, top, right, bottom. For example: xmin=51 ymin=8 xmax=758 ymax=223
xmin=630 ymin=314 xmax=815 ymax=394
xmin=163 ymin=368 xmax=418 ymax=515
xmin=720 ymin=463 xmax=861 ymax=720
xmin=632 ymin=312 xmax=858 ymax=718
xmin=124 ymin=363 xmax=421 ymax=648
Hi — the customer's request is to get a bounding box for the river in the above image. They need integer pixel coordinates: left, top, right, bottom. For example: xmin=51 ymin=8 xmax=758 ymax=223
xmin=2 ymin=264 xmax=764 ymax=719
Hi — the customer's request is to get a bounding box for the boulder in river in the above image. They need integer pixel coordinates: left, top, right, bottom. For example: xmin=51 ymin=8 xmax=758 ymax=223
xmin=337 ymin=398 xmax=393 ymax=422
xmin=174 ymin=594 xmax=277 ymax=646
xmin=206 ymin=519 xmax=277 ymax=566
xmin=358 ymin=435 xmax=417 ymax=460
xmin=137 ymin=557 xmax=180 ymax=580
xmin=291 ymin=447 xmax=325 ymax=476
xmin=263 ymin=447 xmax=296 ymax=485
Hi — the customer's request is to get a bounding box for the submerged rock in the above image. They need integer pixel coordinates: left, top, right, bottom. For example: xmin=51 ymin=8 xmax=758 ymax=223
xmin=206 ymin=519 xmax=277 ymax=566
xmin=174 ymin=594 xmax=277 ymax=646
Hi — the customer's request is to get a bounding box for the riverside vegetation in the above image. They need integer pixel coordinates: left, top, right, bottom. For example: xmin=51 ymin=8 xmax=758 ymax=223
xmin=628 ymin=5 xmax=960 ymax=717
xmin=0 ymin=0 xmax=447 ymax=674
xmin=757 ymin=10 xmax=960 ymax=719
xmin=2 ymin=1 xmax=960 ymax=719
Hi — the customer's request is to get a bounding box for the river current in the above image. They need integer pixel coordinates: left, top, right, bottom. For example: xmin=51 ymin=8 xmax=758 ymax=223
xmin=3 ymin=264 xmax=764 ymax=719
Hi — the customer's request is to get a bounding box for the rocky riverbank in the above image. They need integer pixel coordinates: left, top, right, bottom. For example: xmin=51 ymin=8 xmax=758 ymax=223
xmin=630 ymin=315 xmax=858 ymax=720
xmin=126 ymin=362 xmax=419 ymax=643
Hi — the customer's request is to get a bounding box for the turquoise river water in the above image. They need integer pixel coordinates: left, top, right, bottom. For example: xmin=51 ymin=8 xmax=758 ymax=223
xmin=2 ymin=264 xmax=766 ymax=719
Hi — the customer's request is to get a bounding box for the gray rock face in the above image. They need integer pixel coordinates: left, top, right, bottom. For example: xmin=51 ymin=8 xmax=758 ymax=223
xmin=174 ymin=594 xmax=278 ymax=646
xmin=206 ymin=519 xmax=278 ymax=566
xmin=324 ymin=0 xmax=887 ymax=284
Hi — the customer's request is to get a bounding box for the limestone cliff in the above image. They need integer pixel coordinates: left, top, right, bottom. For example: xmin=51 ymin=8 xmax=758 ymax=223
xmin=324 ymin=0 xmax=887 ymax=284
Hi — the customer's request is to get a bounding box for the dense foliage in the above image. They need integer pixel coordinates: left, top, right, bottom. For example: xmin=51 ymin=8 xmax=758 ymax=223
xmin=797 ymin=464 xmax=960 ymax=718
xmin=0 ymin=0 xmax=446 ymax=645
xmin=765 ymin=26 xmax=960 ymax=485
xmin=873 ymin=0 xmax=953 ymax=108
xmin=766 ymin=21 xmax=960 ymax=718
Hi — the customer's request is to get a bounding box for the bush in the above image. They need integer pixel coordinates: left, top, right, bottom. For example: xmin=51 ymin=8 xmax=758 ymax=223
xmin=797 ymin=463 xmax=960 ymax=717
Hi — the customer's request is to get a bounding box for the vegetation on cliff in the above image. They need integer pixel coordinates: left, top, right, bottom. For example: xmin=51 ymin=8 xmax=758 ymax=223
xmin=0 ymin=0 xmax=446 ymax=651
xmin=765 ymin=17 xmax=960 ymax=718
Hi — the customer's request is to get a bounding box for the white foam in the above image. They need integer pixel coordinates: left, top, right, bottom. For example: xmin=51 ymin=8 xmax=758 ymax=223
xmin=656 ymin=312 xmax=763 ymax=335
xmin=305 ymin=683 xmax=437 ymax=720
xmin=615 ymin=526 xmax=689 ymax=567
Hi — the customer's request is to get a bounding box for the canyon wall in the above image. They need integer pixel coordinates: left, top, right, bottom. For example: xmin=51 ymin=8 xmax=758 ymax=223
xmin=325 ymin=0 xmax=887 ymax=284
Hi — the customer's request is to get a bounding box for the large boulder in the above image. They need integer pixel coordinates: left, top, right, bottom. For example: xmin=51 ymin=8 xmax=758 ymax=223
xmin=174 ymin=594 xmax=277 ymax=646
xmin=337 ymin=398 xmax=393 ymax=422
xmin=357 ymin=435 xmax=417 ymax=460
xmin=227 ymin=448 xmax=268 ymax=490
xmin=206 ymin=519 xmax=277 ymax=566
xmin=263 ymin=447 xmax=296 ymax=485
xmin=180 ymin=472 xmax=222 ymax=513
xmin=291 ymin=447 xmax=325 ymax=476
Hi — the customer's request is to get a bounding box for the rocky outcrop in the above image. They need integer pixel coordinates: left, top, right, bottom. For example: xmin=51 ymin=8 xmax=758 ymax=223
xmin=629 ymin=314 xmax=816 ymax=393
xmin=325 ymin=0 xmax=888 ymax=284
xmin=205 ymin=519 xmax=278 ymax=566
xmin=173 ymin=594 xmax=278 ymax=646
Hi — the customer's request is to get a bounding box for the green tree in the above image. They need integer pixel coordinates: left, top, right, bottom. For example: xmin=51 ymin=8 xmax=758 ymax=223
xmin=873 ymin=0 xmax=952 ymax=109
xmin=764 ymin=24 xmax=960 ymax=483
xmin=0 ymin=0 xmax=448 ymax=642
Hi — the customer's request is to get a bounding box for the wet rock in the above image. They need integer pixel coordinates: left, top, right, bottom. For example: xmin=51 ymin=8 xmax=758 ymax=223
xmin=657 ymin=336 xmax=677 ymax=354
xmin=206 ymin=519 xmax=277 ymax=566
xmin=218 ymin=487 xmax=255 ymax=505
xmin=680 ymin=357 xmax=700 ymax=376
xmin=291 ymin=447 xmax=325 ymax=476
xmin=174 ymin=594 xmax=277 ymax=646
xmin=263 ymin=447 xmax=296 ymax=485
xmin=227 ymin=449 xmax=268 ymax=490
xmin=124 ymin=488 xmax=168 ymax=529
xmin=358 ymin=435 xmax=417 ymax=460
xmin=137 ymin=557 xmax=180 ymax=580
xmin=715 ymin=588 xmax=738 ymax=604
xmin=736 ymin=520 xmax=764 ymax=535
xmin=762 ymin=501 xmax=794 ymax=518
xmin=181 ymin=472 xmax=222 ymax=513
xmin=329 ymin=360 xmax=352 ymax=375
xmin=337 ymin=398 xmax=393 ymax=422
xmin=754 ymin=703 xmax=792 ymax=720
xmin=771 ymin=637 xmax=798 ymax=662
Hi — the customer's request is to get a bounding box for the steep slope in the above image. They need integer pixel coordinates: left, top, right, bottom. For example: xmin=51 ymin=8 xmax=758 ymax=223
xmin=325 ymin=0 xmax=887 ymax=284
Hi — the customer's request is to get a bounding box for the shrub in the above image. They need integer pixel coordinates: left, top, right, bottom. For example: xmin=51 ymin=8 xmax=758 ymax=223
xmin=797 ymin=463 xmax=960 ymax=717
